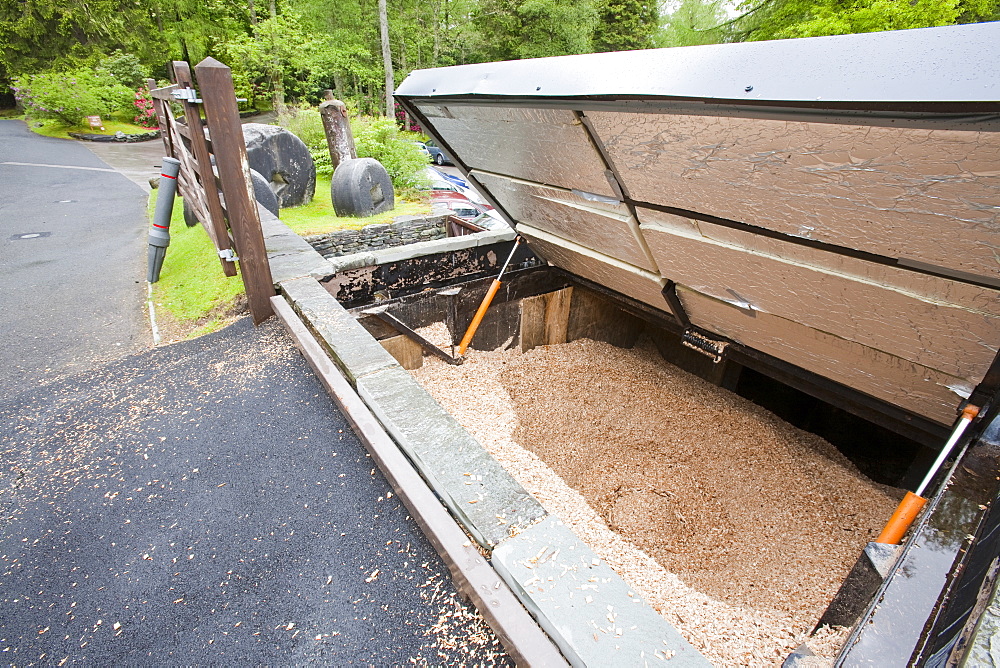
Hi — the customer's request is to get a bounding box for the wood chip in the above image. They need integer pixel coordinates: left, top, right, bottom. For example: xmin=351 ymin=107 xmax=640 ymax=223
xmin=412 ymin=334 xmax=901 ymax=666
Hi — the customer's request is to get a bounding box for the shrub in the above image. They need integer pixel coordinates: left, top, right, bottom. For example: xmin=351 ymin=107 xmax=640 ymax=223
xmin=12 ymin=68 xmax=134 ymax=126
xmin=101 ymin=50 xmax=148 ymax=89
xmin=275 ymin=107 xmax=429 ymax=190
xmin=276 ymin=105 xmax=331 ymax=175
xmin=352 ymin=116 xmax=429 ymax=192
xmin=133 ymin=86 xmax=158 ymax=128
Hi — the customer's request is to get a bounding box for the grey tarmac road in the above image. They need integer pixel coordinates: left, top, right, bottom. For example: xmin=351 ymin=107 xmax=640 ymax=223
xmin=0 ymin=120 xmax=149 ymax=393
xmin=0 ymin=123 xmax=512 ymax=665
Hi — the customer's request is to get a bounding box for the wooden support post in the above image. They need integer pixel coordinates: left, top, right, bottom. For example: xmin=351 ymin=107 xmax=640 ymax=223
xmin=519 ymin=294 xmax=546 ymax=353
xmin=195 ymin=57 xmax=275 ymax=324
xmin=319 ymin=90 xmax=357 ymax=170
xmin=172 ymin=61 xmax=238 ymax=277
xmin=543 ymin=288 xmax=572 ymax=345
xmin=520 ymin=287 xmax=573 ymax=353
xmin=379 ymin=335 xmax=423 ymax=370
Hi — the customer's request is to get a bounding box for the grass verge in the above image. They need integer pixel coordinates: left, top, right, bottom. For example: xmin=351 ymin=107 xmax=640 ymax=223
xmin=148 ymin=194 xmax=247 ymax=342
xmin=280 ymin=175 xmax=432 ymax=236
xmin=27 ymin=117 xmax=154 ymax=140
xmin=146 ymin=173 xmax=433 ymax=340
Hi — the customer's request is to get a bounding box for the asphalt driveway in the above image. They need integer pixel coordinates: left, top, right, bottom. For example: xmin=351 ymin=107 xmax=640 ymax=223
xmin=0 ymin=317 xmax=509 ymax=665
xmin=0 ymin=123 xmax=510 ymax=665
xmin=0 ymin=120 xmax=148 ymax=394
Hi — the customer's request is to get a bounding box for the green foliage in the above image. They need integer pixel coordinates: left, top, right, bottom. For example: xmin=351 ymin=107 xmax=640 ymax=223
xmin=275 ymin=105 xmax=332 ymax=175
xmin=275 ymin=106 xmax=428 ymax=191
xmin=592 ymin=0 xmax=659 ymax=51
xmin=727 ymin=0 xmax=995 ymax=41
xmin=2 ymin=0 xmax=661 ymax=117
xmin=101 ymin=50 xmax=149 ymax=88
xmin=276 ymin=106 xmax=327 ymax=152
xmin=956 ymin=0 xmax=1000 ymax=22
xmin=150 ymin=194 xmax=245 ymax=335
xmin=219 ymin=10 xmax=319 ymax=110
xmin=280 ymin=175 xmax=433 ymax=235
xmin=472 ymin=0 xmax=598 ymax=60
xmin=352 ymin=116 xmax=430 ymax=191
xmin=0 ymin=0 xmax=159 ymax=86
xmin=29 ymin=117 xmax=151 ymax=138
xmin=656 ymin=0 xmax=727 ymax=47
xmin=12 ymin=68 xmax=133 ymax=125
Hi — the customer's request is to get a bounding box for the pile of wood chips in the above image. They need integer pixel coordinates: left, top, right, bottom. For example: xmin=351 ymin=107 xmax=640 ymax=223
xmin=411 ymin=330 xmax=900 ymax=666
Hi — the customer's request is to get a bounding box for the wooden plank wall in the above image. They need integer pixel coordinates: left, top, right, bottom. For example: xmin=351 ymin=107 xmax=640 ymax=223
xmin=424 ymin=103 xmax=1000 ymax=426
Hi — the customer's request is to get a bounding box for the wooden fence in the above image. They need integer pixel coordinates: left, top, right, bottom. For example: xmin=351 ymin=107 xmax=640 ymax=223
xmin=148 ymin=58 xmax=274 ymax=324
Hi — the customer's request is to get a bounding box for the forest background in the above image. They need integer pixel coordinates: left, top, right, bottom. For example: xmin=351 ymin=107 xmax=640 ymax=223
xmin=1 ymin=0 xmax=998 ymax=122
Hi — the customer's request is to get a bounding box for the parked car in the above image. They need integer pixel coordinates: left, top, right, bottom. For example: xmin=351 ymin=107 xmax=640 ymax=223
xmin=467 ymin=210 xmax=510 ymax=231
xmin=430 ymin=191 xmax=489 ymax=221
xmin=420 ymin=166 xmax=462 ymax=193
xmin=411 ymin=141 xmax=431 ymax=160
xmin=419 ymin=167 xmax=495 ymax=210
xmin=423 ymin=140 xmax=453 ymax=166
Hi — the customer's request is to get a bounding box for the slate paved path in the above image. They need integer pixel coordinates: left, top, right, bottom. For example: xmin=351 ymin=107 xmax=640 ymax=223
xmin=0 ymin=318 xmax=510 ymax=665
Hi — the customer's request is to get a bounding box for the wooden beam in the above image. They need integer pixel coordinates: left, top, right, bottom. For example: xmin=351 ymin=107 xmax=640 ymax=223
xmin=543 ymin=287 xmax=572 ymax=345
xmin=147 ymin=79 xmax=174 ymax=159
xmin=519 ymin=294 xmax=546 ymax=353
xmin=519 ymin=287 xmax=573 ymax=353
xmin=379 ymin=335 xmax=423 ymax=370
xmin=195 ymin=57 xmax=274 ymax=324
xmin=172 ymin=61 xmax=236 ymax=277
xmin=318 ymin=92 xmax=357 ymax=170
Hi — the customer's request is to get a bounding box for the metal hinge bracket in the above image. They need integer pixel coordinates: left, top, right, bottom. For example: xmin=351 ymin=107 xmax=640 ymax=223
xmin=171 ymin=87 xmax=202 ymax=103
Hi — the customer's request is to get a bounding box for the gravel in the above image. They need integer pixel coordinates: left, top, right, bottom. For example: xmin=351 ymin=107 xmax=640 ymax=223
xmin=411 ymin=330 xmax=901 ymax=666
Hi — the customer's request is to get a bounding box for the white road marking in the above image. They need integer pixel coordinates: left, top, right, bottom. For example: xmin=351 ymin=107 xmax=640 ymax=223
xmin=1 ymin=161 xmax=117 ymax=173
xmin=147 ymin=282 xmax=161 ymax=345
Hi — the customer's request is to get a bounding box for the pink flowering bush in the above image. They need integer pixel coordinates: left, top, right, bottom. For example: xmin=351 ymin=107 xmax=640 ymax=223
xmin=394 ymin=101 xmax=422 ymax=133
xmin=133 ymin=86 xmax=158 ymax=128
xmin=12 ymin=68 xmax=133 ymax=126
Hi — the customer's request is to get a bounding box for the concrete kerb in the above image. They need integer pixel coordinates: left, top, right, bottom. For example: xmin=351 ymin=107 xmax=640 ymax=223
xmin=263 ymin=207 xmax=709 ymax=666
xmin=493 ymin=516 xmax=711 ymax=667
xmin=356 ymin=365 xmax=546 ymax=548
xmin=269 ymin=295 xmax=568 ymax=668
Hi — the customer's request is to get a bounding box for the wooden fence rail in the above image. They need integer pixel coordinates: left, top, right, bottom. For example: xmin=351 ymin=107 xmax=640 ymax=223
xmin=148 ymin=57 xmax=274 ymax=324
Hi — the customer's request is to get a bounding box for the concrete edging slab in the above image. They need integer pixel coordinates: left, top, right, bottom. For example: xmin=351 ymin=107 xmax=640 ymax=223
xmin=493 ymin=516 xmax=711 ymax=667
xmin=356 ymin=365 xmax=546 ymax=548
xmin=270 ymin=295 xmax=568 ymax=667
xmin=265 ymin=211 xmax=710 ymax=666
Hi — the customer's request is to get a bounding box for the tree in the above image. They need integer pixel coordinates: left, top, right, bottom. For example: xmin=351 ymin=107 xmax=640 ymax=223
xmin=0 ymin=0 xmax=160 ymax=87
xmin=379 ymin=0 xmax=394 ymax=117
xmin=219 ymin=10 xmax=312 ymax=112
xmin=472 ymin=0 xmax=598 ymax=61
xmin=592 ymin=0 xmax=658 ymax=52
xmin=656 ymin=0 xmax=727 ymax=47
xmin=726 ymin=0 xmax=998 ymax=42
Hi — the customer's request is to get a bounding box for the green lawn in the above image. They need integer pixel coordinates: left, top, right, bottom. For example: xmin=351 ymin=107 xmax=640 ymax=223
xmin=280 ymin=176 xmax=432 ymax=235
xmin=149 ymin=195 xmax=246 ymax=339
xmin=147 ymin=176 xmax=434 ymax=339
xmin=28 ymin=116 xmax=154 ymax=140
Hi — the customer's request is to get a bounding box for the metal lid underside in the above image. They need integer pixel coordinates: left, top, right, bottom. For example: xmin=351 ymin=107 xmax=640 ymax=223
xmin=396 ymin=23 xmax=1000 ymax=429
xmin=396 ymin=23 xmax=1000 ymax=105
